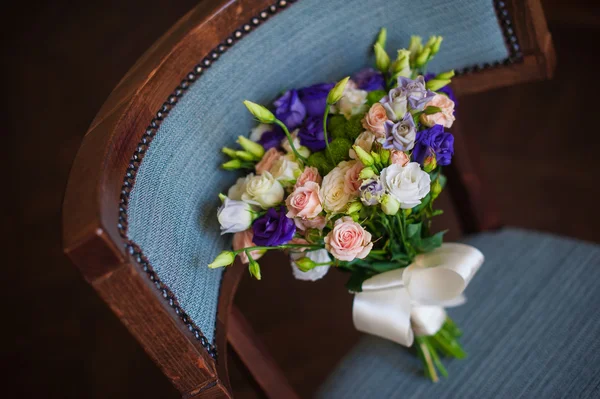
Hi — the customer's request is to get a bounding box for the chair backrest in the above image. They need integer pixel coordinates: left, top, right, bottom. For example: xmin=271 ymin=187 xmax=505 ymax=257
xmin=62 ymin=0 xmax=554 ymax=397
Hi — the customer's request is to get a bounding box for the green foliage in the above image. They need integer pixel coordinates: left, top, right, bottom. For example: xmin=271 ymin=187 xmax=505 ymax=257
xmin=406 ymin=221 xmax=445 ymax=253
xmin=328 ymin=113 xmax=364 ymax=142
xmin=328 ymin=114 xmax=347 ymax=139
xmin=345 ymin=114 xmax=364 ymax=141
xmin=307 ymin=151 xmax=333 ymax=176
xmin=367 ymin=90 xmax=387 ymax=105
xmin=328 ymin=138 xmax=353 ymax=164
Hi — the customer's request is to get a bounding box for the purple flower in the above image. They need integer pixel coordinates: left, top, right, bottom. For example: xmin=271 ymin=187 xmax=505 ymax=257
xmin=424 ymin=73 xmax=457 ymax=109
xmin=359 ymin=178 xmax=385 ymax=206
xmin=383 ymin=112 xmax=416 ymax=151
xmin=299 ymin=83 xmax=334 ymax=117
xmin=412 ymin=124 xmax=455 ymax=166
xmin=395 ymin=76 xmax=436 ymax=111
xmin=258 ymin=125 xmax=285 ymax=150
xmin=298 ymin=116 xmax=331 ymax=152
xmin=273 ymin=90 xmax=306 ymax=130
xmin=352 ymin=68 xmax=385 ymax=91
xmin=252 ymin=206 xmax=296 ymax=247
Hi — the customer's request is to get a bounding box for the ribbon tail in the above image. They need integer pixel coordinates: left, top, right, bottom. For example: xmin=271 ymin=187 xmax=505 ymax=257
xmin=411 ymin=305 xmax=447 ymax=336
xmin=353 ymin=278 xmax=414 ymax=347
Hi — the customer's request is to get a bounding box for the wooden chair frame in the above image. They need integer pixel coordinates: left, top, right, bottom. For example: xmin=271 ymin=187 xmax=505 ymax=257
xmin=62 ymin=0 xmax=555 ymax=397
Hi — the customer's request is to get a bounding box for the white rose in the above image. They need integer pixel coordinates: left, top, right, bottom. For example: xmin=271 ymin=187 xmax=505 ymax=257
xmin=321 ymin=161 xmax=356 ymax=213
xmin=269 ymin=156 xmax=301 ymax=186
xmin=349 ymin=131 xmax=375 ymax=159
xmin=217 ymin=198 xmax=254 ymax=234
xmin=290 ymin=249 xmax=331 ymax=281
xmin=228 ymin=174 xmax=252 ymax=200
xmin=382 ymin=93 xmax=408 ymax=121
xmin=249 ymin=123 xmax=272 ymax=142
xmin=241 ymin=172 xmax=284 ymax=209
xmin=333 ymin=82 xmax=368 ymax=119
xmin=381 ymin=163 xmax=430 ymax=209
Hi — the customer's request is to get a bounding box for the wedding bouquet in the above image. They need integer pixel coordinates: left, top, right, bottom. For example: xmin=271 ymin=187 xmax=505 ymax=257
xmin=209 ymin=29 xmax=484 ymax=381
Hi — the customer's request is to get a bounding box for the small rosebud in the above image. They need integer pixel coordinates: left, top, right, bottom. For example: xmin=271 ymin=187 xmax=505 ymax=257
xmin=436 ymin=70 xmax=455 ymax=80
xmin=235 ymin=150 xmax=256 ymax=161
xmin=415 ymin=47 xmax=431 ymax=68
xmin=425 ymin=36 xmax=437 ymax=50
xmin=424 ymin=155 xmax=437 ymax=172
xmin=380 ymin=149 xmax=391 ymax=165
xmin=359 ymin=167 xmax=375 ymax=180
xmin=431 ymin=179 xmax=443 ymax=200
xmin=297 ymin=146 xmax=311 ymax=159
xmin=295 ymin=256 xmax=317 ymax=272
xmin=376 ymin=27 xmax=387 ymax=49
xmin=243 ymin=100 xmax=276 ymax=124
xmin=327 ymin=76 xmax=350 ymax=105
xmin=408 ymin=36 xmax=423 ymax=61
xmin=346 ymin=201 xmax=363 ymax=215
xmin=390 ymin=49 xmax=411 ymax=78
xmin=248 ymin=258 xmax=262 ymax=280
xmin=374 ymin=43 xmax=391 ymax=73
xmin=381 ymin=194 xmax=400 ymax=215
xmin=222 ymin=147 xmax=238 ymax=158
xmin=370 ymin=151 xmax=382 ymax=166
xmin=218 ymin=193 xmax=227 ymax=203
xmin=237 ymin=135 xmax=265 ymax=158
xmin=431 ymin=36 xmax=443 ymax=55
xmin=353 ymin=146 xmax=374 ymax=166
xmin=208 ymin=251 xmax=235 ymax=268
xmin=222 ymin=159 xmax=243 ymax=170
xmin=426 ymin=79 xmax=451 ymax=91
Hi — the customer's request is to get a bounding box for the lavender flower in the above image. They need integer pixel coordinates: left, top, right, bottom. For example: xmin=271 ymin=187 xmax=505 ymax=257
xmin=395 ymin=76 xmax=436 ymax=111
xmin=352 ymin=68 xmax=385 ymax=91
xmin=298 ymin=115 xmax=330 ymax=152
xmin=252 ymin=206 xmax=296 ymax=247
xmin=273 ymin=90 xmax=306 ymax=130
xmin=298 ymin=83 xmax=334 ymax=116
xmin=382 ymin=112 xmax=416 ymax=151
xmin=257 ymin=125 xmax=285 ymax=150
xmin=360 ymin=178 xmax=385 ymax=206
xmin=412 ymin=124 xmax=455 ymax=166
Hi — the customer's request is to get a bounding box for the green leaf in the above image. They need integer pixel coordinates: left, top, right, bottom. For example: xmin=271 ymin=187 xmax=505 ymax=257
xmin=417 ymin=230 xmax=446 ymax=252
xmin=406 ymin=222 xmax=422 ymax=240
xmin=345 ymin=269 xmax=373 ymax=292
xmin=424 ymin=106 xmax=442 ymax=115
xmin=438 ymin=173 xmax=447 ymax=189
xmin=411 ymin=193 xmax=431 ymax=214
xmin=366 ymin=90 xmax=387 ymax=105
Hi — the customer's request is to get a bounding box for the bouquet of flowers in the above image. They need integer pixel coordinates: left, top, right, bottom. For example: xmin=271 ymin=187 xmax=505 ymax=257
xmin=209 ymin=29 xmax=484 ymax=381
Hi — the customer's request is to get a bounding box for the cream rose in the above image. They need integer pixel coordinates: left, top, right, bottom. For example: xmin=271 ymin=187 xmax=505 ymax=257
xmin=324 ymin=216 xmax=373 ymax=261
xmin=285 ymin=181 xmax=323 ymax=219
xmin=217 ymin=198 xmax=254 ymax=234
xmin=333 ymin=81 xmax=368 ymax=119
xmin=349 ymin=131 xmax=375 ymax=160
xmin=390 ymin=150 xmax=410 ymax=166
xmin=321 ymin=161 xmax=356 ymax=213
xmin=362 ymin=103 xmax=388 ymax=137
xmin=344 ymin=160 xmax=364 ymax=195
xmin=295 ymin=166 xmax=322 ymax=189
xmin=233 ymin=229 xmax=264 ymax=264
xmin=421 ymin=94 xmax=456 ymax=128
xmin=255 ymin=147 xmax=283 ymax=174
xmin=241 ymin=172 xmax=284 ymax=209
xmin=381 ymin=163 xmax=430 ymax=209
xmin=228 ymin=174 xmax=252 ymax=200
xmin=269 ymin=156 xmax=301 ymax=186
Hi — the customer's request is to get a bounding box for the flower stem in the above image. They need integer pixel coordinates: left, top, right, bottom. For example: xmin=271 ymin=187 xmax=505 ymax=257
xmin=274 ymin=119 xmax=308 ymax=164
xmin=416 ymin=336 xmax=439 ymax=383
xmin=322 ymin=103 xmax=336 ymax=166
xmin=233 ymin=243 xmax=322 ymax=255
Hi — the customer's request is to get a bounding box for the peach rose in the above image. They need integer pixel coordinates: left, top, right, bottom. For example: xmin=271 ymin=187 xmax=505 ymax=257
xmin=295 ymin=166 xmax=322 ymax=189
xmin=390 ymin=150 xmax=410 ymax=166
xmin=420 ymin=94 xmax=455 ymax=128
xmin=362 ymin=103 xmax=388 ymax=137
xmin=349 ymin=131 xmax=375 ymax=160
xmin=233 ymin=229 xmax=264 ymax=264
xmin=294 ymin=215 xmax=327 ymax=231
xmin=344 ymin=160 xmax=364 ymax=195
xmin=324 ymin=216 xmax=373 ymax=261
xmin=255 ymin=147 xmax=283 ymax=174
xmin=286 ymin=181 xmax=323 ymax=219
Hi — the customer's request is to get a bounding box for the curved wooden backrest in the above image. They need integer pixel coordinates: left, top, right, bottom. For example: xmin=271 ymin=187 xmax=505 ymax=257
xmin=62 ymin=0 xmax=554 ymax=397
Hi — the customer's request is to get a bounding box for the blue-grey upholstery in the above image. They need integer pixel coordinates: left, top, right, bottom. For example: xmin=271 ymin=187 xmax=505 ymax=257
xmin=317 ymin=228 xmax=600 ymax=398
xmin=127 ymin=0 xmax=510 ymax=345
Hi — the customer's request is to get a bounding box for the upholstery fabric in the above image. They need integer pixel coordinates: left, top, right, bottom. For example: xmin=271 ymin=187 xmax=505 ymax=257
xmin=127 ymin=0 xmax=509 ymax=345
xmin=317 ymin=228 xmax=600 ymax=398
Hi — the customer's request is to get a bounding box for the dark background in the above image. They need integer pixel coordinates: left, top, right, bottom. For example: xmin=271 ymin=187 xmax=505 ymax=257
xmin=4 ymin=0 xmax=600 ymax=398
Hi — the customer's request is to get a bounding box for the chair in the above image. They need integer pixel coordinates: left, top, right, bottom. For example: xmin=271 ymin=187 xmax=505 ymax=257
xmin=63 ymin=0 xmax=600 ymax=398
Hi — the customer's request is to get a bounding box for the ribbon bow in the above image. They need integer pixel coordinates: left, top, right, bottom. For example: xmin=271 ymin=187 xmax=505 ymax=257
xmin=352 ymin=243 xmax=484 ymax=347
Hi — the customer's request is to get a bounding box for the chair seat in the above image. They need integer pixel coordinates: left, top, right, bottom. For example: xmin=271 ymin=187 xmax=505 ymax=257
xmin=317 ymin=228 xmax=600 ymax=398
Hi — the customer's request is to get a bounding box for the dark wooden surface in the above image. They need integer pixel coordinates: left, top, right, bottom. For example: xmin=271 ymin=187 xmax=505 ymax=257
xmin=4 ymin=1 xmax=600 ymax=398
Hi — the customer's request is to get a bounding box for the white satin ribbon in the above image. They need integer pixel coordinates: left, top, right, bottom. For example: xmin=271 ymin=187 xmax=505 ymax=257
xmin=352 ymin=243 xmax=484 ymax=347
